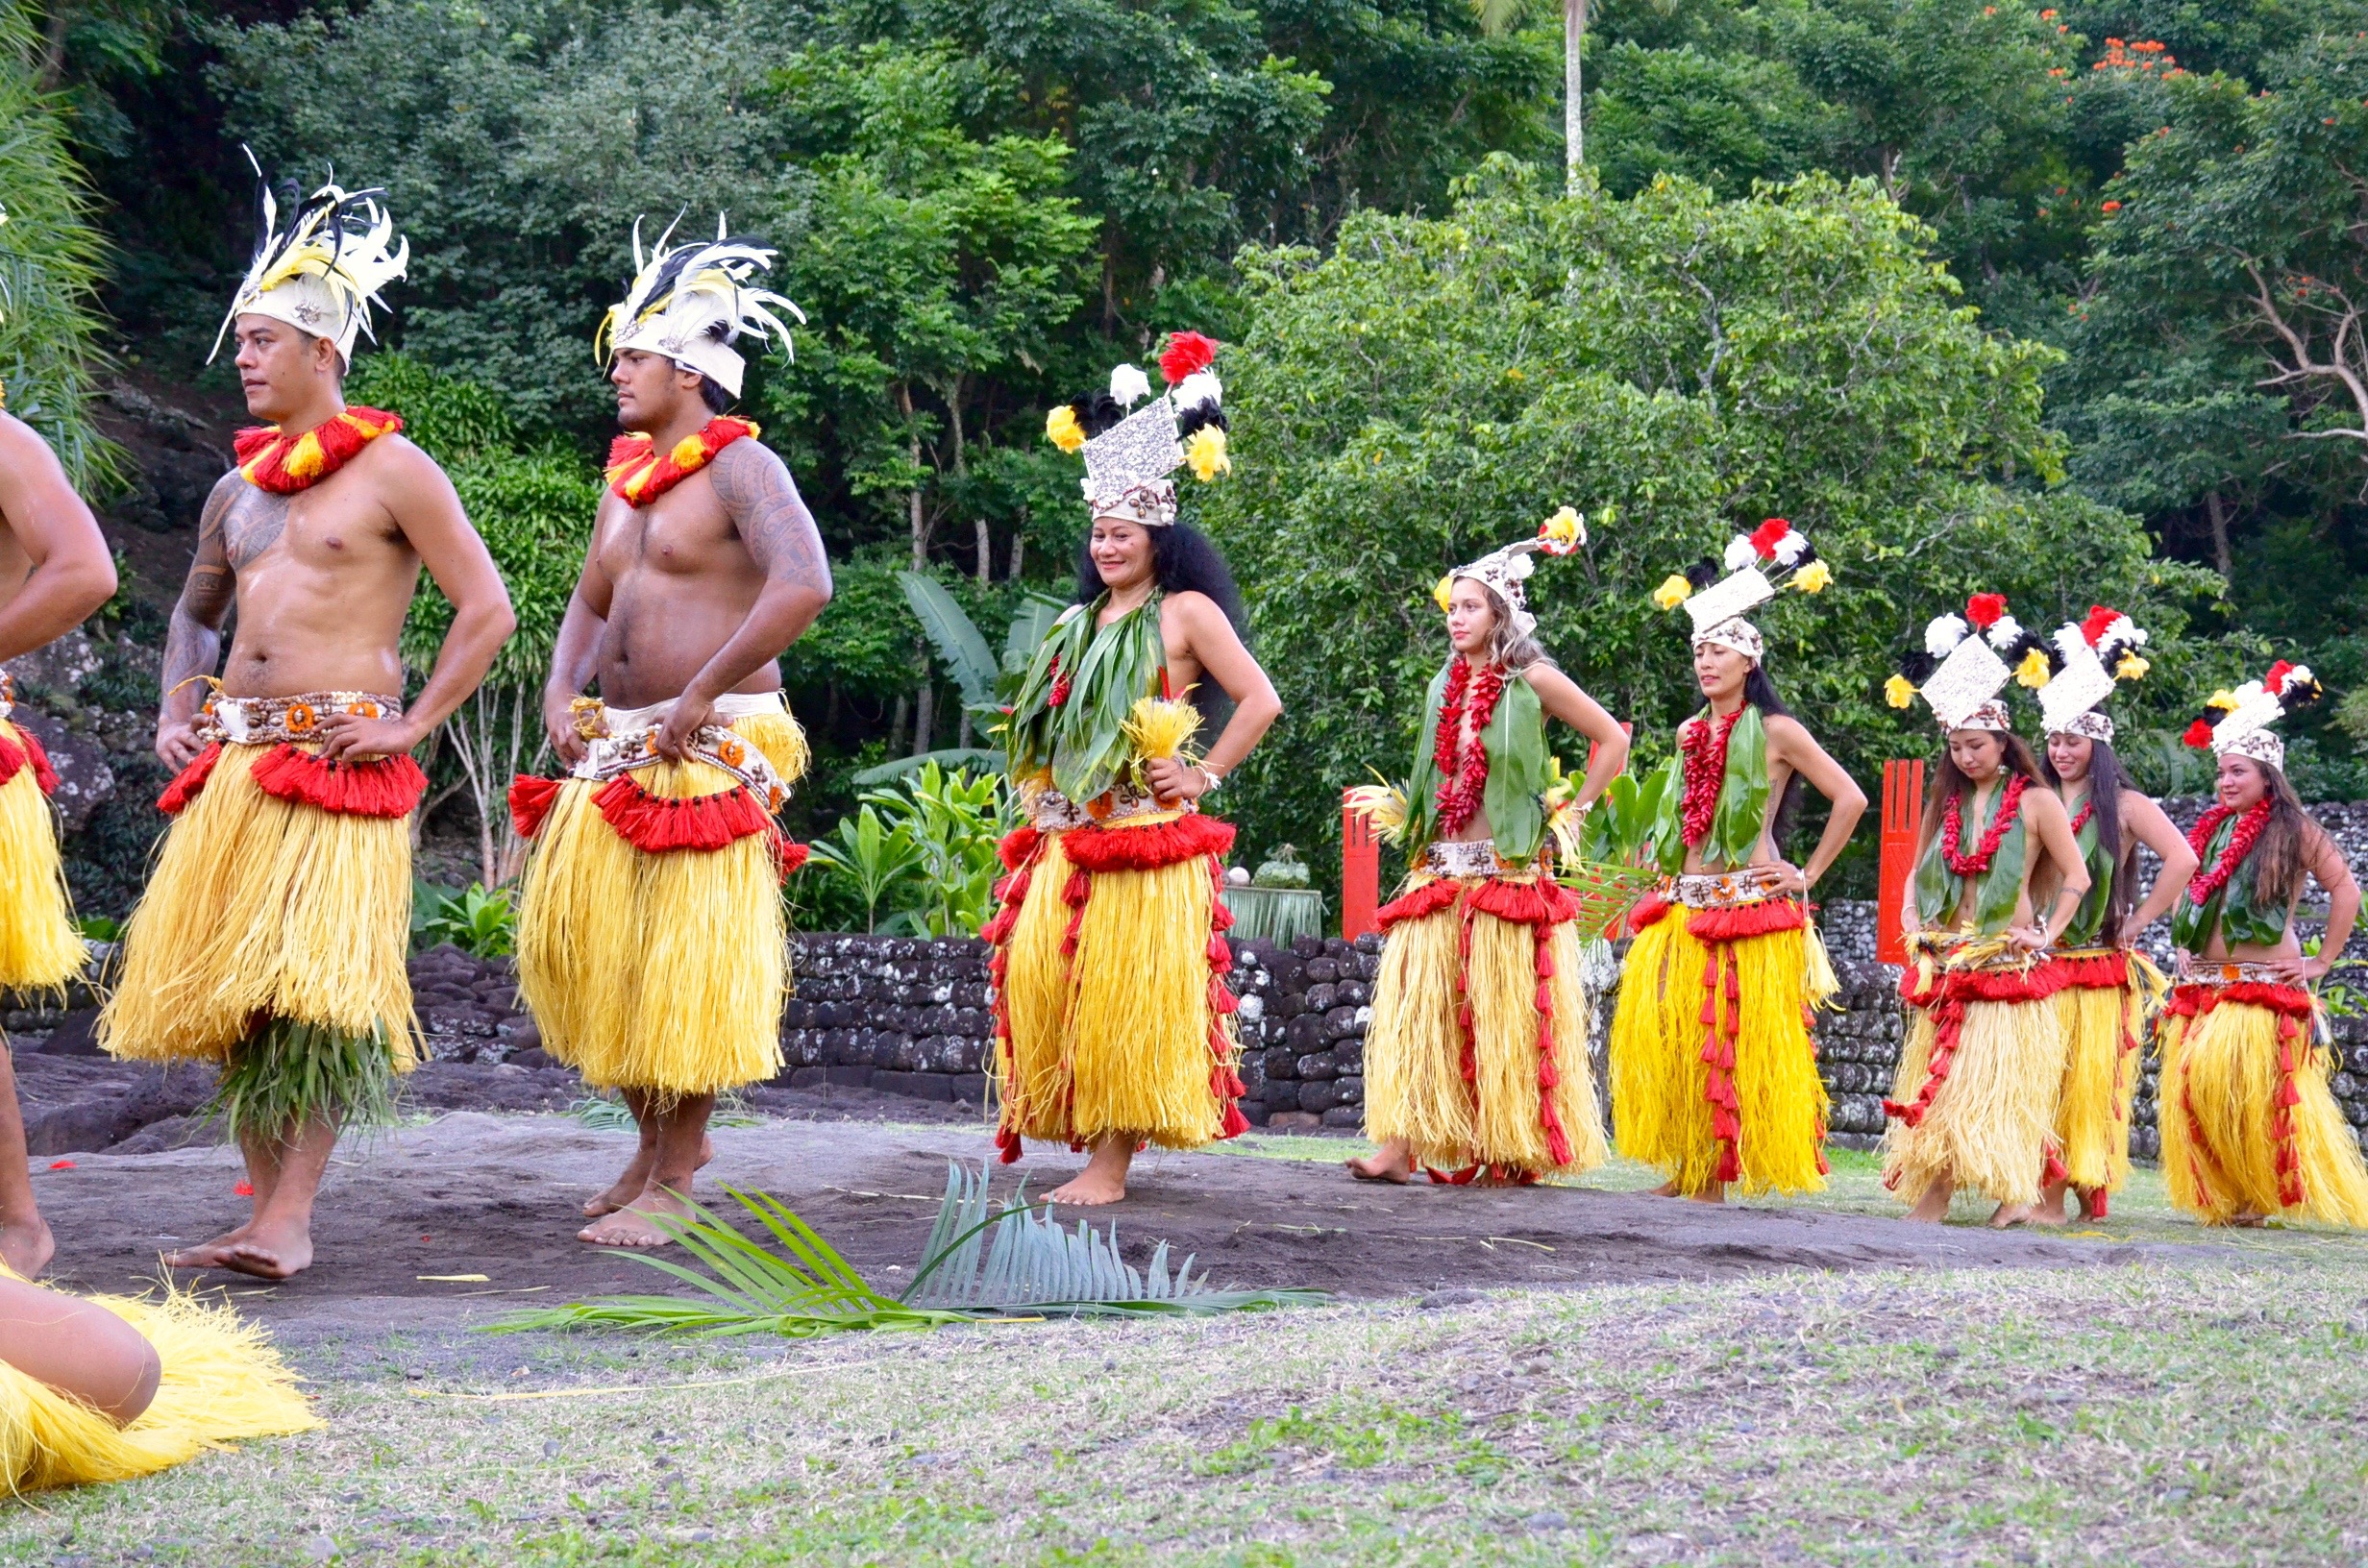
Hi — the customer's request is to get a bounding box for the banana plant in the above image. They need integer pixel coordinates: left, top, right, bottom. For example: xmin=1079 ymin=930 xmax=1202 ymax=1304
xmin=857 ymin=574 xmax=1069 ymax=786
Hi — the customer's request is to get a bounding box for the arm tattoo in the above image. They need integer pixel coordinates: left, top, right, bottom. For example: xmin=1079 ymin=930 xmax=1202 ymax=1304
xmin=160 ymin=475 xmax=245 ymax=702
xmin=709 ymin=439 xmax=831 ymax=594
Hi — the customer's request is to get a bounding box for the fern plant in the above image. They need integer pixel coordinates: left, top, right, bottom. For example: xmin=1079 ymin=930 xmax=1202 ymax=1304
xmin=490 ymin=1162 xmax=1323 ymax=1338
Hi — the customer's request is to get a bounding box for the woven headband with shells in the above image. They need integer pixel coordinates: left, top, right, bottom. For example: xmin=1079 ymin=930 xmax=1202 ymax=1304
xmin=1429 ymin=507 xmax=1589 ymax=636
xmin=2183 ymin=659 xmax=2325 ymax=772
xmin=1651 ymin=516 xmax=1833 ymax=660
xmin=2029 ymin=604 xmax=2151 ymax=741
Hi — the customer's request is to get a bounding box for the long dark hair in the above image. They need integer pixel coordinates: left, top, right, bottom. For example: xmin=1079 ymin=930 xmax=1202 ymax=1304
xmin=1073 ymin=521 xmax=1247 ymax=727
xmin=1920 ymin=730 xmax=2046 ymax=846
xmin=2041 ymin=735 xmax=2132 ymax=943
xmin=2250 ymin=761 xmax=2319 ymax=908
xmin=1743 ymin=665 xmax=1806 ymax=849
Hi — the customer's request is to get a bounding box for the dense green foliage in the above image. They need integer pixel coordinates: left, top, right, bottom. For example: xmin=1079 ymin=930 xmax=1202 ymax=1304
xmin=1207 ymin=160 xmax=2224 ymax=866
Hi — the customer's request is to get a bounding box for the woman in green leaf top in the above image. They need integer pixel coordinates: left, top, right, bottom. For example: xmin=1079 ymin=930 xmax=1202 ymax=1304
xmin=986 ymin=334 xmax=1281 ymax=1207
xmin=1611 ymin=520 xmax=1865 ymax=1203
xmin=1344 ymin=509 xmax=1630 ymax=1186
xmin=2157 ymin=663 xmax=2368 ymax=1227
xmin=1882 ymin=594 xmax=2090 ymax=1225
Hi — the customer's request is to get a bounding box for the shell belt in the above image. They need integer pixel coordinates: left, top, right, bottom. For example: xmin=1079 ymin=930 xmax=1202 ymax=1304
xmin=570 ymin=723 xmax=793 ymax=814
xmin=1666 ymin=870 xmax=1788 ymax=910
xmin=1421 ymin=838 xmax=1547 ymax=880
xmin=1028 ymin=781 xmax=1179 ymax=832
xmin=201 ymin=691 xmax=403 ymax=746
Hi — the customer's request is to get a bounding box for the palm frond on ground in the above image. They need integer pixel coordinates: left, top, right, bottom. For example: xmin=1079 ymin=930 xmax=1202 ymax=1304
xmin=491 ymin=1162 xmax=1324 ymax=1338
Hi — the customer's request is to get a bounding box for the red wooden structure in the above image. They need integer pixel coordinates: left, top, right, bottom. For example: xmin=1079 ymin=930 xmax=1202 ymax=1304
xmin=1341 ymin=790 xmax=1381 ymax=941
xmin=1876 ymin=758 xmax=1925 ymax=965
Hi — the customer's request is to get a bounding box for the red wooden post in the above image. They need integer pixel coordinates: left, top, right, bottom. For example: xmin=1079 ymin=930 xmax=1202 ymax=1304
xmin=1877 ymin=758 xmax=1925 ymax=966
xmin=1342 ymin=790 xmax=1380 ymax=942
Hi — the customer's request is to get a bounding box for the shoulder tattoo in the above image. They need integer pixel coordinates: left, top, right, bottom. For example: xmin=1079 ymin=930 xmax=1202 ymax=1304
xmin=709 ymin=438 xmax=828 ymax=593
xmin=212 ymin=475 xmax=291 ymax=572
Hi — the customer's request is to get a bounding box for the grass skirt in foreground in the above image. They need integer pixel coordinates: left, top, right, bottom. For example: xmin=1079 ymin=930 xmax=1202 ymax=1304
xmin=516 ymin=710 xmax=808 ymax=1101
xmin=1610 ymin=894 xmax=1828 ymax=1196
xmin=1882 ymin=938 xmax=2068 ymax=1209
xmin=0 ymin=1279 xmax=317 ymax=1492
xmin=2158 ymin=980 xmax=2368 ymax=1227
xmin=2050 ymin=949 xmax=2166 ymax=1202
xmin=1361 ymin=873 xmax=1606 ymax=1178
xmin=987 ymin=813 xmax=1246 ymax=1157
xmin=99 ymin=743 xmax=417 ymax=1116
xmin=0 ymin=717 xmax=82 ymax=990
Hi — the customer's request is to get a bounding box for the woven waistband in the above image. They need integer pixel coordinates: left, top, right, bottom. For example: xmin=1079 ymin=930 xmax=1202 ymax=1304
xmin=1029 ymin=781 xmax=1179 ymax=832
xmin=1422 ymin=839 xmax=1527 ymax=880
xmin=206 ymin=691 xmax=404 ymax=747
xmin=2179 ymin=960 xmax=2296 ymax=988
xmin=569 ymin=693 xmax=793 ymax=810
xmin=1666 ymin=870 xmax=1785 ymax=910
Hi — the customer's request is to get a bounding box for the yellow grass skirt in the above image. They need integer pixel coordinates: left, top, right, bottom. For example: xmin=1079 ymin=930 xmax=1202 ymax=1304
xmin=0 ymin=718 xmax=82 ymax=991
xmin=1882 ymin=943 xmax=2067 ymax=1209
xmin=2050 ymin=950 xmax=2166 ymax=1199
xmin=99 ymin=742 xmax=415 ymax=1068
xmin=2158 ymin=982 xmax=2368 ymax=1227
xmin=988 ymin=814 xmax=1245 ymax=1155
xmin=0 ymin=1279 xmax=317 ymax=1492
xmin=1361 ymin=873 xmax=1605 ymax=1178
xmin=1609 ymin=899 xmax=1827 ymax=1196
xmin=516 ymin=710 xmax=807 ymax=1101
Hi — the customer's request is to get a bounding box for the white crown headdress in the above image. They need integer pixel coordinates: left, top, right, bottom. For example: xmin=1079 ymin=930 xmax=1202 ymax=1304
xmin=1045 ymin=332 xmax=1229 ymax=526
xmin=1430 ymin=507 xmax=1588 ymax=637
xmin=596 ymin=216 xmax=804 ymax=401
xmin=2032 ymin=604 xmax=2151 ymax=741
xmin=211 ymin=152 xmax=408 ymax=367
xmin=2186 ymin=659 xmax=2324 ymax=772
xmin=1888 ymin=592 xmax=2054 ymax=732
xmin=1652 ymin=517 xmax=1832 ymax=659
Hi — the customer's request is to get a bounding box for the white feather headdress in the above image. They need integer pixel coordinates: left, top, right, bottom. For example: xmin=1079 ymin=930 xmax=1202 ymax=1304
xmin=596 ymin=216 xmax=804 ymax=401
xmin=211 ymin=152 xmax=409 ymax=367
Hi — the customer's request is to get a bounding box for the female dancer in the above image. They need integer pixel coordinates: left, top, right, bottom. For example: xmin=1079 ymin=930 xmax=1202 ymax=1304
xmin=1612 ymin=520 xmax=1863 ymax=1200
xmin=2160 ymin=663 xmax=2368 ymax=1227
xmin=2029 ymin=607 xmax=2193 ymax=1222
xmin=1345 ymin=508 xmax=1630 ymax=1185
xmin=1884 ymin=594 xmax=2090 ymax=1222
xmin=991 ymin=335 xmax=1281 ymax=1205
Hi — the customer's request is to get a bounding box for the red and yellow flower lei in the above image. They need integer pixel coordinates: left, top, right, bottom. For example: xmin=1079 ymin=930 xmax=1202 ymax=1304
xmin=1432 ymin=656 xmax=1506 ymax=836
xmin=1679 ymin=707 xmax=1746 ymax=847
xmin=2185 ymin=797 xmax=2273 ymax=906
xmin=1939 ymin=772 xmax=2027 ymax=878
xmin=604 ymin=416 xmax=761 ymax=506
xmin=233 ymin=406 xmax=404 ymax=495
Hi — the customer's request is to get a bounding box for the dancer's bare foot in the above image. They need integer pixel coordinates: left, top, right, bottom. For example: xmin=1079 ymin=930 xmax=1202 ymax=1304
xmin=1649 ymin=1179 xmax=1681 ymax=1197
xmin=1346 ymin=1141 xmax=1413 ymax=1184
xmin=163 ymin=1224 xmax=255 ymax=1271
xmin=1988 ymin=1202 xmax=2033 ymax=1228
xmin=0 ymin=1213 xmax=54 ymax=1278
xmin=1047 ymin=1138 xmax=1132 ymax=1206
xmin=1904 ymin=1174 xmax=1954 ymax=1223
xmin=1683 ymin=1183 xmax=1728 ymax=1204
xmin=2229 ymin=1209 xmax=2269 ymax=1229
xmin=2020 ymin=1198 xmax=2072 ymax=1227
xmin=579 ymin=1190 xmax=692 ymax=1248
xmin=582 ymin=1135 xmax=713 ymax=1217
xmin=217 ymin=1215 xmax=314 ymax=1280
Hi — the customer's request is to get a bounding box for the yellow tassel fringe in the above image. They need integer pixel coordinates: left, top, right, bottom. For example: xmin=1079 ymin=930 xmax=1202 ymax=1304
xmin=99 ymin=743 xmax=415 ymax=1067
xmin=1609 ymin=914 xmax=1828 ymax=1195
xmin=997 ymin=827 xmax=1238 ymax=1150
xmin=2158 ymin=999 xmax=2368 ymax=1227
xmin=0 ymin=721 xmax=83 ymax=991
xmin=0 ymin=1280 xmax=317 ymax=1492
xmin=1361 ymin=878 xmax=1607 ymax=1176
xmin=516 ymin=711 xmax=808 ymax=1102
xmin=1883 ymin=981 xmax=2066 ymax=1209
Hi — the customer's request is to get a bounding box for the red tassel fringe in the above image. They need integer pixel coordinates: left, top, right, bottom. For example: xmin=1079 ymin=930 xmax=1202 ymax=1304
xmin=508 ymin=774 xmax=562 ymax=840
xmin=1626 ymin=894 xmax=1672 ymax=934
xmin=2163 ymin=980 xmax=2315 ymax=1021
xmin=1686 ymin=897 xmax=1805 ymax=943
xmin=156 ymin=741 xmax=223 ymax=815
xmin=591 ymin=775 xmax=771 ymax=852
xmin=1057 ymin=812 xmax=1235 ymax=874
xmin=2055 ymin=949 xmax=2132 ymax=991
xmin=1378 ymin=877 xmax=1464 ymax=930
xmin=249 ymin=744 xmax=429 ymax=819
xmin=7 ymin=727 xmax=58 ymax=796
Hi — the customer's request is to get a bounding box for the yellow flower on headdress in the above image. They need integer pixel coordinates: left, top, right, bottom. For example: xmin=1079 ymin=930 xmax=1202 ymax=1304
xmin=1652 ymin=575 xmax=1693 ymax=611
xmin=1432 ymin=575 xmax=1455 ymax=612
xmin=1184 ymin=426 xmax=1231 ymax=481
xmin=1885 ymin=674 xmax=1917 ymax=709
xmin=2115 ymin=651 xmax=2150 ymax=681
xmin=2015 ymin=648 xmax=2052 ymax=689
xmin=1792 ymin=559 xmax=1834 ymax=594
xmin=1538 ymin=505 xmax=1585 ymax=554
xmin=1045 ymin=404 xmax=1085 ymax=453
xmin=2207 ymin=687 xmax=2239 ymax=711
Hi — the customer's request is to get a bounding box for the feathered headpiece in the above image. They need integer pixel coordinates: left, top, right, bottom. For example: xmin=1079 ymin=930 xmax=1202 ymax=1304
xmin=596 ymin=215 xmax=804 ymax=400
xmin=2032 ymin=604 xmax=2151 ymax=742
xmin=1887 ymin=592 xmax=2050 ymax=732
xmin=2183 ymin=659 xmax=2324 ymax=771
xmin=1429 ymin=507 xmax=1588 ymax=638
xmin=1043 ymin=331 xmax=1229 ymax=526
xmin=1651 ymin=517 xmax=1832 ymax=660
xmin=211 ymin=152 xmax=409 ymax=367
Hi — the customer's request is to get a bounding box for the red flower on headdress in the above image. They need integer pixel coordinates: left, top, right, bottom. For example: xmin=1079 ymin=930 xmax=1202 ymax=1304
xmin=2183 ymin=718 xmax=2216 ymax=748
xmin=1748 ymin=518 xmax=1793 ymax=559
xmin=1159 ymin=331 xmax=1219 ymax=384
xmin=1965 ymin=593 xmax=2008 ymax=631
xmin=2081 ymin=604 xmax=2121 ymax=646
xmin=2265 ymin=659 xmax=2296 ymax=695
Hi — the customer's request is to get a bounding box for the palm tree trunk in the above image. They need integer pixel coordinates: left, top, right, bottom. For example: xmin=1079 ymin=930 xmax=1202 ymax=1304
xmin=1566 ymin=0 xmax=1587 ymax=188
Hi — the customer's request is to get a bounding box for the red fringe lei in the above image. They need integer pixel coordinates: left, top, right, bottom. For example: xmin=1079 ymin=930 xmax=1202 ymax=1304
xmin=233 ymin=407 xmax=404 ymax=494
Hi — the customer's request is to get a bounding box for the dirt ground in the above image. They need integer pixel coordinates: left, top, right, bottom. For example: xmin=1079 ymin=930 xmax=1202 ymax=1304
xmin=28 ymin=1107 xmax=2211 ymax=1343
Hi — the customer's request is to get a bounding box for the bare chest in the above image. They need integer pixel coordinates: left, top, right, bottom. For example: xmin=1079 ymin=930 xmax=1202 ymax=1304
xmin=597 ymin=475 xmax=750 ymax=580
xmin=222 ymin=478 xmax=406 ymax=577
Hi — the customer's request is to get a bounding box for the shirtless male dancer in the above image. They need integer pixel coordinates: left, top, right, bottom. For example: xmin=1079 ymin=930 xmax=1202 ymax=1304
xmin=99 ymin=178 xmax=512 ymax=1279
xmin=511 ymin=224 xmax=828 ymax=1247
xmin=0 ymin=398 xmax=121 ymax=1276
